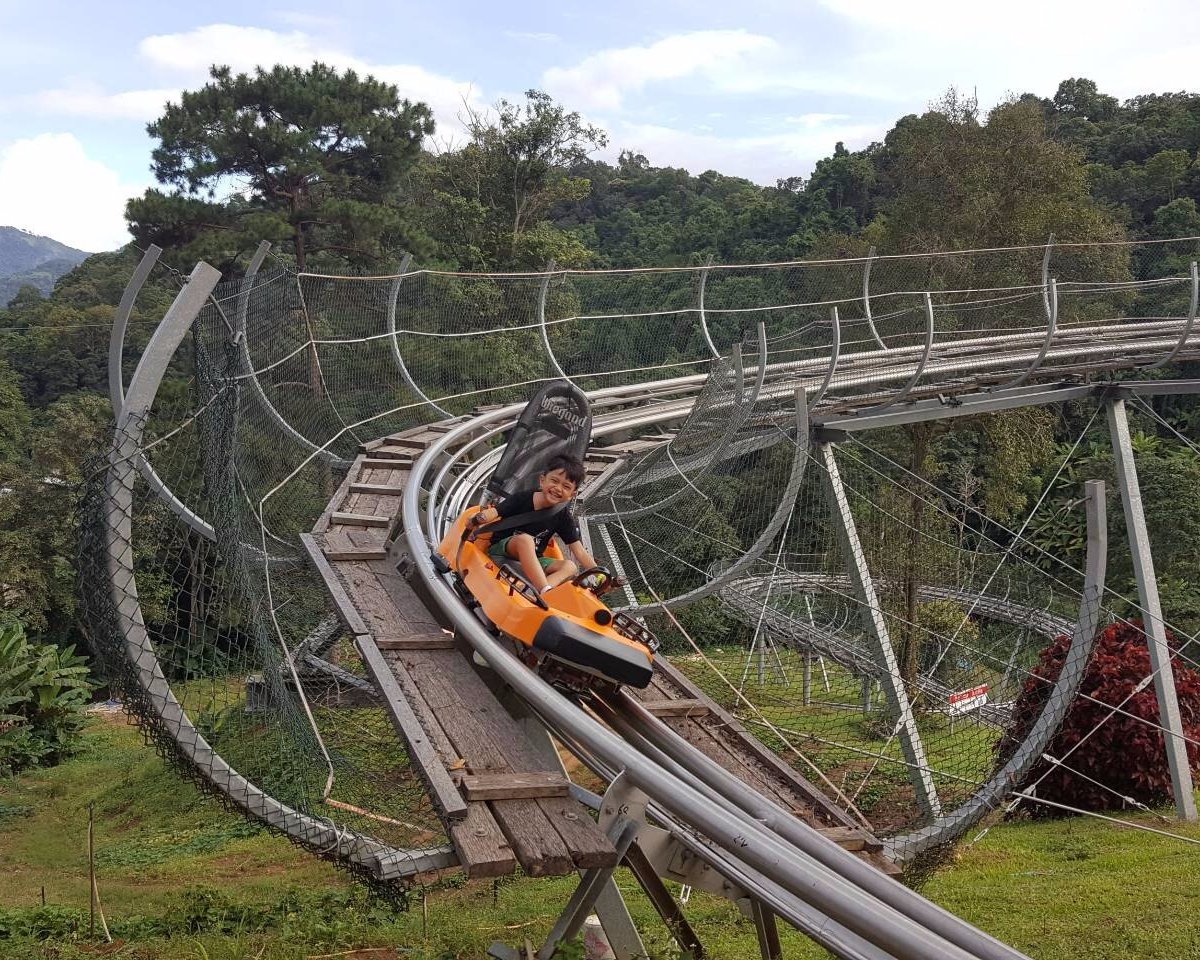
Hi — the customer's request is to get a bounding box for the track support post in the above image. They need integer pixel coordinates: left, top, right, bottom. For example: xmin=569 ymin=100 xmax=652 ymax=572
xmin=1106 ymin=395 xmax=1198 ymax=820
xmin=818 ymin=440 xmax=942 ymax=820
xmin=489 ymin=774 xmax=647 ymax=960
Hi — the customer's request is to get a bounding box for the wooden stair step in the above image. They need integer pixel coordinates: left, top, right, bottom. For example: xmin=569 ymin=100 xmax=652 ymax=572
xmin=641 ymin=699 xmax=710 ymax=718
xmin=331 ymin=512 xmax=392 ymax=528
xmin=349 ymin=482 xmax=407 ymax=495
xmin=362 ymin=457 xmax=412 ymax=469
xmin=369 ymin=448 xmax=416 ymax=461
xmin=375 ymin=634 xmax=457 ymax=651
xmin=460 ymin=772 xmax=572 ymax=801
xmin=323 ymin=546 xmax=388 ymax=562
xmin=817 ymin=826 xmax=883 ymax=853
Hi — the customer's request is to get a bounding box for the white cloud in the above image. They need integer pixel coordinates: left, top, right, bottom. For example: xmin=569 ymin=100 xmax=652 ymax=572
xmin=139 ymin=24 xmax=342 ymax=75
xmin=0 ymin=134 xmax=145 ymax=251
xmin=31 ymin=82 xmax=176 ymax=121
xmin=814 ymin=0 xmax=1200 ymax=106
xmin=544 ymin=30 xmax=778 ymax=112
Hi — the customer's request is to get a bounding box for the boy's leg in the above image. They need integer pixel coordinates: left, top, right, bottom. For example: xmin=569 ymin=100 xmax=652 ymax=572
xmin=506 ymin=534 xmax=550 ymax=592
xmin=542 ymin=557 xmax=578 ymax=591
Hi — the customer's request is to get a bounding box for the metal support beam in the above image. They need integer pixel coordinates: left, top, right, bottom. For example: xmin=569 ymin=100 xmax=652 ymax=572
xmin=489 ymin=773 xmax=646 ymax=960
xmin=749 ymin=899 xmax=783 ymax=960
xmin=819 ymin=441 xmax=942 ymax=819
xmin=1106 ymin=397 xmax=1198 ymax=821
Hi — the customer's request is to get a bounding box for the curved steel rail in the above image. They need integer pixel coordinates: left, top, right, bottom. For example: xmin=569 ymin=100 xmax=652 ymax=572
xmin=806 ymin=305 xmax=841 ymax=412
xmin=107 ymin=244 xmax=216 ymax=542
xmin=862 ymin=247 xmax=889 ymax=351
xmin=386 ymin=252 xmax=452 ymax=418
xmin=234 ymin=242 xmax=351 ymax=468
xmin=697 ymin=255 xmax=723 ymax=360
xmin=594 ymin=325 xmax=766 ymax=524
xmin=536 ymin=259 xmax=572 ymax=383
xmin=404 ymin=413 xmax=1031 ymax=960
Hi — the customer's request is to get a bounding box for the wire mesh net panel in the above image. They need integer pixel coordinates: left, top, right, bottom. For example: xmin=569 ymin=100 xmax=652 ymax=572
xmin=81 ymin=269 xmax=446 ymax=899
xmin=82 ymin=235 xmax=1200 ymax=890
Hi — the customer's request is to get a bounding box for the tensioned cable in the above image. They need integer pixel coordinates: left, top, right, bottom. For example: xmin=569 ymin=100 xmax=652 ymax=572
xmin=296 ymin=234 xmax=1200 ymax=279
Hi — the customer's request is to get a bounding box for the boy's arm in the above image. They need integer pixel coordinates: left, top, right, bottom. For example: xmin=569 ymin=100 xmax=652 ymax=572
xmin=469 ymin=505 xmax=500 ymax=527
xmin=568 ymin=539 xmax=597 ymax=569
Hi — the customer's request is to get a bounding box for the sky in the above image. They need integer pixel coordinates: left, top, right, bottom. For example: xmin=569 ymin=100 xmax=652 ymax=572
xmin=1 ymin=0 xmax=1198 ymax=253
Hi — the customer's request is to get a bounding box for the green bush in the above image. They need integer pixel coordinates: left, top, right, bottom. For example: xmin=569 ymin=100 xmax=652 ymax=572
xmin=0 ymin=622 xmax=92 ymax=776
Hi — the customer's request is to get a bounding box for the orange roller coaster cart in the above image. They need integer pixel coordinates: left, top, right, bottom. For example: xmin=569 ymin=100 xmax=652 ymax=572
xmin=437 ymin=506 xmax=656 ymax=690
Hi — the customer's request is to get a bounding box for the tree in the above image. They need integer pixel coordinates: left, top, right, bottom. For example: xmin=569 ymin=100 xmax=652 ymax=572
xmin=418 ymin=90 xmax=607 ymax=269
xmin=126 ymin=63 xmax=435 ymax=271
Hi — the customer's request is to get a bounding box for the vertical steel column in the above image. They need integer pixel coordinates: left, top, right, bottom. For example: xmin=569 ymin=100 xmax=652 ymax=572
xmin=819 ymin=440 xmax=942 ymax=819
xmin=750 ymin=899 xmax=783 ymax=960
xmin=1106 ymin=395 xmax=1198 ymax=821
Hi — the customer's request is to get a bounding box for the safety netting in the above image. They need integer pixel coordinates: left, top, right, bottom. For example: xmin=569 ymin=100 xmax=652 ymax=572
xmin=79 ymin=234 xmax=1200 ymax=890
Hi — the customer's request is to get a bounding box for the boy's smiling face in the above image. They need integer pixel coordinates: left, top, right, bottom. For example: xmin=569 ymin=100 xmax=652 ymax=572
xmin=538 ymin=468 xmax=578 ymax=505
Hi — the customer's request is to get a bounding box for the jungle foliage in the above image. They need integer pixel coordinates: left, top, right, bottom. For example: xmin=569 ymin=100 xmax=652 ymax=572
xmin=3 ymin=67 xmax=1200 ymax=774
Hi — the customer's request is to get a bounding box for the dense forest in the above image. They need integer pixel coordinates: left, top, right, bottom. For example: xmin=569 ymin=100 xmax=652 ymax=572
xmin=3 ymin=65 xmax=1200 ymax=773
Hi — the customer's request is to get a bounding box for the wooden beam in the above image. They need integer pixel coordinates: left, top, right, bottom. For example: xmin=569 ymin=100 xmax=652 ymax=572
xmin=354 ymin=636 xmax=469 ymax=822
xmin=375 ymin=634 xmax=457 ymax=651
xmin=460 ymin=773 xmax=572 ymax=801
xmin=362 ymin=457 xmax=412 ymax=469
xmin=323 ymin=547 xmax=388 ymax=562
xmin=299 ymin=533 xmax=368 ymax=637
xmin=331 ymin=512 xmax=391 ymax=528
xmin=349 ymin=482 xmax=407 ymax=495
xmin=640 ymin=699 xmax=710 ymax=718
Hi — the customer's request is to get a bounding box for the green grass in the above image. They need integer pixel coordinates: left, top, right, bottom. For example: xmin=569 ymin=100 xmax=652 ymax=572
xmin=4 ymin=716 xmax=1200 ymax=958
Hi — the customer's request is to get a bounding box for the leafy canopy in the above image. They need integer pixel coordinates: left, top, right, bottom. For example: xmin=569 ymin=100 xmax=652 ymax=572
xmin=126 ymin=63 xmax=435 ymax=271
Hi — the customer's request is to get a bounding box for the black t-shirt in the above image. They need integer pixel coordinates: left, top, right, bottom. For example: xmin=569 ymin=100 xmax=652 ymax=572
xmin=495 ymin=491 xmax=581 ymax=556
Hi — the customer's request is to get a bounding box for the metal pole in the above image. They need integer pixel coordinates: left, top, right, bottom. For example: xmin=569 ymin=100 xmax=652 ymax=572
xmin=1106 ymin=395 xmax=1198 ymax=820
xmin=819 ymin=440 xmax=942 ymax=819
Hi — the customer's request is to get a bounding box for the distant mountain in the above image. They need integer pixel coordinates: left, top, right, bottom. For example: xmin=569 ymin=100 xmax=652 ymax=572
xmin=0 ymin=227 xmax=91 ymax=306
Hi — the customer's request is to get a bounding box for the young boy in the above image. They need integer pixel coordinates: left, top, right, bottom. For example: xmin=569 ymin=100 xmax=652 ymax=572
xmin=472 ymin=454 xmax=596 ymax=595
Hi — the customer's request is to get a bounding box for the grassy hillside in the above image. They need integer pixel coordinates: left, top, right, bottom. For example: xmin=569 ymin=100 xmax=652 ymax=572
xmin=4 ymin=715 xmax=1200 ymax=959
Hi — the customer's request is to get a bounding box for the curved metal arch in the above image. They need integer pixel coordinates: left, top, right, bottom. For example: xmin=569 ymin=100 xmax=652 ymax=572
xmin=616 ymin=388 xmax=810 ymax=617
xmin=1148 ymin=261 xmax=1200 ymax=370
xmin=107 ymin=244 xmax=216 ymax=542
xmin=859 ymin=292 xmax=936 ymax=413
xmin=104 ymin=262 xmax=451 ymax=882
xmin=387 ymin=252 xmax=452 ymax=417
xmin=862 ymin=246 xmax=888 ymax=351
xmin=234 ymin=243 xmax=351 ymax=468
xmin=595 ymin=323 xmax=768 ymax=524
xmin=885 ymin=479 xmax=1108 ymax=862
xmin=806 ymin=306 xmax=842 ymax=413
xmin=536 ymin=259 xmax=573 ymax=383
xmin=697 ymin=255 xmax=722 ymax=360
xmin=994 ymin=237 xmax=1057 ymax=392
xmin=1002 ymin=279 xmax=1057 ymax=390
xmin=109 ymin=244 xmax=161 ymax=419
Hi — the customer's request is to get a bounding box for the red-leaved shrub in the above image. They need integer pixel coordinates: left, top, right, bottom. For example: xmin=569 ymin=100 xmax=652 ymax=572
xmin=999 ymin=619 xmax=1200 ymax=816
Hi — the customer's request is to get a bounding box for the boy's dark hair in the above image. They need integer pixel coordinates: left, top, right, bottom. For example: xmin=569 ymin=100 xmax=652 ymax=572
xmin=544 ymin=454 xmax=586 ymax=488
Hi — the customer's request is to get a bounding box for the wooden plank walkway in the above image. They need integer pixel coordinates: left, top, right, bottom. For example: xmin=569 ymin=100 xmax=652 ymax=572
xmin=302 ymin=424 xmax=617 ymax=878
